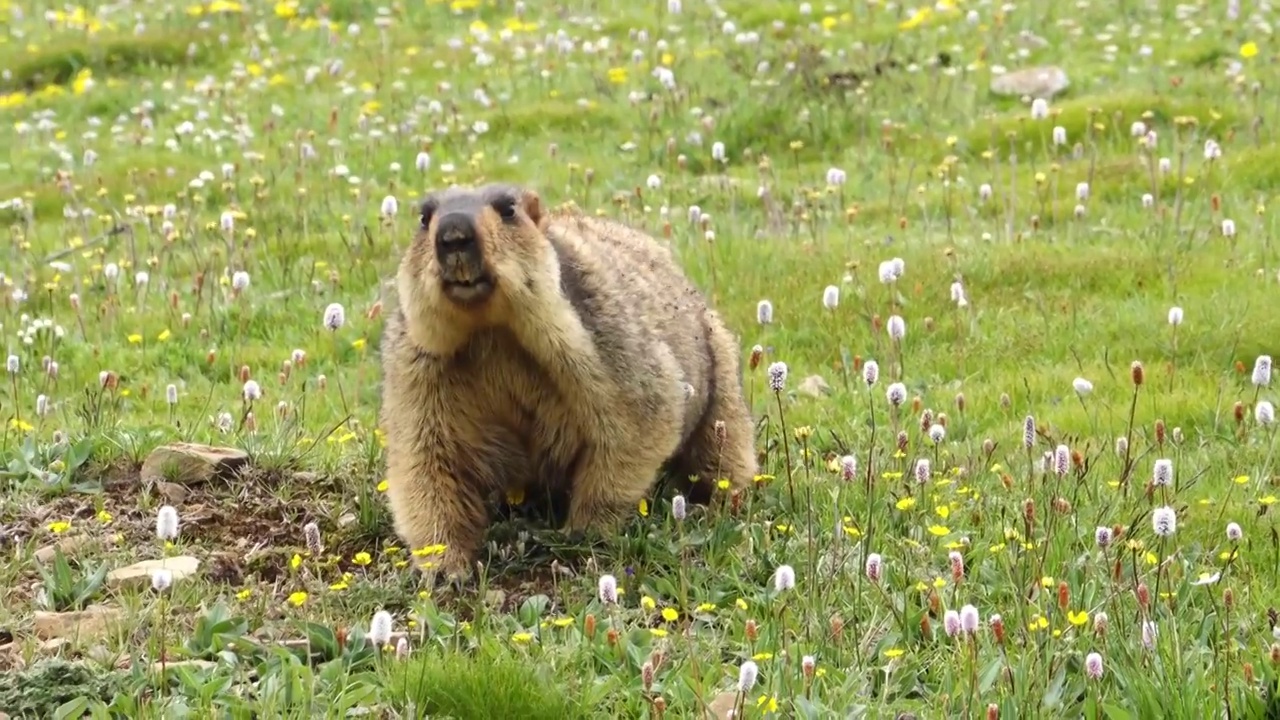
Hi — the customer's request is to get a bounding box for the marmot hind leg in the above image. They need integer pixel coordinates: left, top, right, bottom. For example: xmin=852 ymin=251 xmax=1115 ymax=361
xmin=673 ymin=313 xmax=759 ymax=506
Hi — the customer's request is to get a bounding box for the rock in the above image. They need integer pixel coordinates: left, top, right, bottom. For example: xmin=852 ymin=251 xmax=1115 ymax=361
xmin=797 ymin=375 xmax=833 ymax=398
xmin=337 ymin=513 xmax=358 ymax=528
xmin=140 ymin=442 xmax=249 ymax=485
xmin=989 ymin=65 xmax=1070 ymax=99
xmin=291 ymin=471 xmax=319 ymax=483
xmin=156 ymin=481 xmax=188 ymax=504
xmin=705 ymin=691 xmax=740 ymax=719
xmin=32 ymin=605 xmax=123 ymax=641
xmin=34 ymin=535 xmax=93 ymax=564
xmin=39 ymin=638 xmax=69 ymax=653
xmin=152 ymin=659 xmax=217 ymax=673
xmin=107 ymin=556 xmax=201 ymax=589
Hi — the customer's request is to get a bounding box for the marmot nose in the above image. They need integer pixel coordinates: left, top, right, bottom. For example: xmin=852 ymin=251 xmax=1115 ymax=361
xmin=435 ymin=213 xmax=478 ymax=253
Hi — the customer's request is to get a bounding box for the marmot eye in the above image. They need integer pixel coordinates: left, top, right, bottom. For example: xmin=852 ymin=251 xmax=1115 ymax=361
xmin=493 ymin=197 xmax=517 ymax=221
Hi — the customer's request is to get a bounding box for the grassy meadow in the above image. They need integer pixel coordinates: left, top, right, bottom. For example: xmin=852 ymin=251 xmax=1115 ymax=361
xmin=1 ymin=0 xmax=1279 ymax=717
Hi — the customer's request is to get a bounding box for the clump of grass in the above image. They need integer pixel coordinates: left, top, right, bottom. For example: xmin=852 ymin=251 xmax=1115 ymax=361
xmin=381 ymin=642 xmax=592 ymax=720
xmin=1 ymin=31 xmax=227 ymax=92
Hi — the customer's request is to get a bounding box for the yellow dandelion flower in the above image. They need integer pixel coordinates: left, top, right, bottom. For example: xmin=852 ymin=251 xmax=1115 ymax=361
xmin=638 ymin=498 xmax=649 ymax=517
xmin=756 ymin=695 xmax=779 ymax=713
xmin=352 ymin=552 xmax=372 ymax=566
xmin=97 ymin=510 xmax=113 ymax=524
xmin=377 ymin=479 xmax=389 ymax=492
xmin=47 ymin=520 xmax=71 ymax=534
xmin=127 ymin=333 xmax=142 ymax=344
xmin=895 ymin=497 xmax=917 ymax=511
xmin=661 ymin=607 xmax=679 ymax=622
xmin=511 ymin=632 xmax=533 ymax=644
xmin=927 ymin=525 xmax=951 ymax=537
xmin=1067 ymin=610 xmax=1089 ymax=626
xmin=236 ymin=588 xmax=252 ymax=601
xmin=641 ymin=596 xmax=657 ymax=611
xmin=697 ymin=602 xmax=716 ymax=613
xmin=287 ymin=591 xmax=308 ymax=607
xmin=1241 ymin=41 xmax=1259 ymax=59
xmin=290 ymin=553 xmax=303 ymax=570
xmin=649 ymin=628 xmax=668 ymax=638
xmin=883 ymin=648 xmax=905 ymax=659
xmin=552 ymin=617 xmax=574 ymax=628
xmin=736 ymin=599 xmax=748 ymax=611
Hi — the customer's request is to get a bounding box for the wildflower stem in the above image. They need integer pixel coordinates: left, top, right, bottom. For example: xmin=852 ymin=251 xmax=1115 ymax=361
xmin=774 ymin=390 xmax=796 ymax=514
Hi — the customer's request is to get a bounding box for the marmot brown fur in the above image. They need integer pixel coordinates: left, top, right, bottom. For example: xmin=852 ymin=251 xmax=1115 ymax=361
xmin=379 ymin=183 xmax=758 ymax=580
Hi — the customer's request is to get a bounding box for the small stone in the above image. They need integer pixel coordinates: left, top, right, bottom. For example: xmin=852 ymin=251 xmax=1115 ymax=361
xmin=107 ymin=556 xmax=201 ymax=589
xmin=990 ymin=65 xmax=1070 ymax=99
xmin=291 ymin=471 xmax=319 ymax=483
xmin=706 ymin=691 xmax=739 ymax=719
xmin=140 ymin=442 xmax=249 ymax=485
xmin=485 ymin=589 xmax=507 ymax=608
xmin=34 ymin=534 xmax=93 ymax=564
xmin=32 ymin=605 xmax=124 ymax=641
xmin=39 ymin=638 xmax=69 ymax=653
xmin=337 ymin=513 xmax=358 ymax=528
xmin=152 ymin=659 xmax=217 ymax=673
xmin=797 ymin=375 xmax=833 ymax=398
xmin=156 ymin=481 xmax=188 ymax=504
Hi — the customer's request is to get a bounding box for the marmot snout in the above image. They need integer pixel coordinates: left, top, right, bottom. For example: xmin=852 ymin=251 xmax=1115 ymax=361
xmin=379 ymin=183 xmax=758 ymax=582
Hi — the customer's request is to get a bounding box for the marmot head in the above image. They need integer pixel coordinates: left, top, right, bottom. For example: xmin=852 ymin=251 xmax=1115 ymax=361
xmin=412 ymin=183 xmax=547 ymax=309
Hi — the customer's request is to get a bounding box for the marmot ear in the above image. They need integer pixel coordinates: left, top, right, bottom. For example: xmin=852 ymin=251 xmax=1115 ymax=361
xmin=518 ymin=189 xmax=544 ymax=228
xmin=419 ymin=197 xmax=438 ymax=230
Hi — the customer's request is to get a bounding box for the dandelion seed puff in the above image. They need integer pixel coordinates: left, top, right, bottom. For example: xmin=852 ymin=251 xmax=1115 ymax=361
xmin=150 ymin=569 xmax=173 ymax=592
xmin=5 ymin=355 xmax=17 ymax=374
xmin=381 ymin=195 xmax=399 ymax=216
xmin=672 ymin=495 xmax=687 ymax=520
xmin=1205 ymin=139 xmax=1222 ymax=160
xmin=1053 ymin=444 xmax=1069 ymax=477
xmin=1072 ymin=377 xmax=1093 ymax=396
xmin=772 ymin=564 xmax=796 ymax=591
xmin=1152 ymin=506 xmax=1177 ymax=537
xmin=887 ymin=315 xmax=905 ymax=340
xmin=863 ymin=360 xmax=880 ymax=387
xmin=1023 ymin=416 xmax=1036 ymax=449
xmin=978 ymin=183 xmax=992 ymax=202
xmin=767 ymin=362 xmax=788 ymax=392
xmin=865 ymin=552 xmax=883 ymax=582
xmin=928 ymin=424 xmax=945 ymax=444
xmin=323 ymin=303 xmax=346 ymax=331
xmin=220 ymin=211 xmax=235 ymax=232
xmin=825 ymin=167 xmax=846 ymax=186
xmin=304 ymin=521 xmax=323 ymax=554
xmin=943 ymin=609 xmax=962 ymax=637
xmin=1167 ymin=306 xmax=1183 ymax=326
xmin=1226 ymin=522 xmax=1243 ymax=542
xmin=1253 ymin=356 xmax=1272 ymax=387
xmin=396 ymin=636 xmax=410 ymax=659
xmin=886 ymin=382 xmax=906 ymax=407
xmin=1152 ymin=458 xmax=1173 ymax=487
xmin=231 ymin=271 xmax=250 ymax=292
xmin=1141 ymin=620 xmax=1157 ymax=649
xmin=1115 ymin=436 xmax=1128 ymax=456
xmin=914 ymin=458 xmax=931 ymax=484
xmin=950 ymin=281 xmax=965 ymax=303
xmin=598 ymin=574 xmax=618 ymax=604
xmin=369 ymin=610 xmax=393 ymax=646
xmin=1052 ymin=126 xmax=1066 ymax=146
xmin=35 ymin=394 xmax=48 ymax=416
xmin=1257 ymin=401 xmax=1275 ymax=426
xmin=216 ymin=411 xmax=233 ymax=433
xmin=738 ymin=660 xmax=759 ymax=692
xmin=1130 ymin=121 xmax=1147 ymax=137
xmin=877 ymin=261 xmax=897 ymax=283
xmin=1095 ymin=526 xmax=1112 ymax=547
xmin=711 ymin=142 xmax=726 ymax=162
xmin=156 ymin=505 xmax=179 ymax=541
xmin=756 ymin=299 xmax=773 ymax=325
xmin=1222 ymin=218 xmax=1236 ymax=237
xmin=1084 ymin=652 xmax=1103 ymax=679
xmin=1158 ymin=157 xmax=1171 ymax=173
xmin=960 ymin=605 xmax=979 ymax=634
xmin=1030 ymin=98 xmax=1049 ymax=119
xmin=646 ymin=174 xmax=661 ymax=190
xmin=840 ymin=455 xmax=856 ymax=481
xmin=243 ymin=380 xmax=262 ymax=401
xmin=1141 ymin=193 xmax=1154 ymax=208
xmin=415 ymin=151 xmax=431 ymax=172
xmin=166 ymin=384 xmax=178 ymax=405
xmin=822 ymin=285 xmax=839 ymax=310
xmin=104 ymin=263 xmax=119 ymax=282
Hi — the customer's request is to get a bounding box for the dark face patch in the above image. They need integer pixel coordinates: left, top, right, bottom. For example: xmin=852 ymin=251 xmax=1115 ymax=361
xmin=418 ymin=184 xmax=524 ymax=307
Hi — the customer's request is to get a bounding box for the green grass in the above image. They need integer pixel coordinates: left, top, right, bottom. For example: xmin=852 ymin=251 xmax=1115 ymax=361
xmin=0 ymin=0 xmax=1279 ymax=718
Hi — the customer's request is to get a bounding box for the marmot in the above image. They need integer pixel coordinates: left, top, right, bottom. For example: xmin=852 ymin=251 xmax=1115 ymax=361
xmin=379 ymin=183 xmax=758 ymax=581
